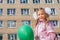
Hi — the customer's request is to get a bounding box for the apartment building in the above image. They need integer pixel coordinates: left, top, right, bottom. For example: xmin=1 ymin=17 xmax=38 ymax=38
xmin=0 ymin=0 xmax=60 ymax=40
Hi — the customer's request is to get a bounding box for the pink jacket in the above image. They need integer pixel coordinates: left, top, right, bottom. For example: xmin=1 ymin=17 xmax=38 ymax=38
xmin=34 ymin=21 xmax=56 ymax=40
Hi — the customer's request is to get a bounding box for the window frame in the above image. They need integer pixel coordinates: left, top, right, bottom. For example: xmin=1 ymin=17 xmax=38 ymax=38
xmin=0 ymin=20 xmax=3 ymax=28
xmin=21 ymin=8 xmax=30 ymax=16
xmin=7 ymin=9 xmax=16 ymax=16
xmin=22 ymin=20 xmax=31 ymax=25
xmin=20 ymin=0 xmax=28 ymax=4
xmin=45 ymin=0 xmax=53 ymax=4
xmin=51 ymin=8 xmax=56 ymax=16
xmin=34 ymin=8 xmax=39 ymax=12
xmin=0 ymin=9 xmax=3 ymax=16
xmin=55 ymin=34 xmax=60 ymax=40
xmin=33 ymin=0 xmax=40 ymax=4
xmin=57 ymin=0 xmax=60 ymax=4
xmin=50 ymin=20 xmax=59 ymax=28
xmin=8 ymin=34 xmax=17 ymax=40
xmin=7 ymin=0 xmax=15 ymax=4
xmin=7 ymin=20 xmax=16 ymax=28
xmin=0 ymin=34 xmax=3 ymax=40
xmin=0 ymin=0 xmax=3 ymax=4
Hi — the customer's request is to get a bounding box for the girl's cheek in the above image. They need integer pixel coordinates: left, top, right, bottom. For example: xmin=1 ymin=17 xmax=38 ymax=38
xmin=42 ymin=15 xmax=45 ymax=19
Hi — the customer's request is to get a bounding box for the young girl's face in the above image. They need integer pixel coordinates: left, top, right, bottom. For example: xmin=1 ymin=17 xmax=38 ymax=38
xmin=37 ymin=10 xmax=46 ymax=21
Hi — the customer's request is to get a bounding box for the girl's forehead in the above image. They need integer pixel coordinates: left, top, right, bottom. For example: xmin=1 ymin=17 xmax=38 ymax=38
xmin=38 ymin=10 xmax=45 ymax=14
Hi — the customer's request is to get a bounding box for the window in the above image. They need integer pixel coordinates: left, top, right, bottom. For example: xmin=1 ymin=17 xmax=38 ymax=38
xmin=50 ymin=20 xmax=58 ymax=27
xmin=0 ymin=20 xmax=3 ymax=28
xmin=8 ymin=34 xmax=17 ymax=40
xmin=7 ymin=9 xmax=15 ymax=15
xmin=57 ymin=0 xmax=60 ymax=3
xmin=0 ymin=0 xmax=3 ymax=3
xmin=20 ymin=0 xmax=28 ymax=4
xmin=7 ymin=20 xmax=16 ymax=28
xmin=7 ymin=0 xmax=15 ymax=4
xmin=45 ymin=0 xmax=52 ymax=4
xmin=0 ymin=9 xmax=3 ymax=15
xmin=55 ymin=34 xmax=60 ymax=40
xmin=0 ymin=34 xmax=3 ymax=40
xmin=33 ymin=0 xmax=40 ymax=4
xmin=22 ymin=20 xmax=31 ymax=25
xmin=34 ymin=8 xmax=38 ymax=12
xmin=51 ymin=8 xmax=55 ymax=15
xmin=21 ymin=9 xmax=30 ymax=15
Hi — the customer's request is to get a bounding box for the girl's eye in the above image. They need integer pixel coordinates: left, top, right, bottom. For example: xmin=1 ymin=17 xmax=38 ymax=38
xmin=38 ymin=13 xmax=44 ymax=15
xmin=41 ymin=14 xmax=44 ymax=15
xmin=38 ymin=14 xmax=40 ymax=15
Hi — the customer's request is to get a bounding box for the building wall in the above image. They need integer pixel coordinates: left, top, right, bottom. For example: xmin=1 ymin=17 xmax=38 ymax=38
xmin=0 ymin=0 xmax=60 ymax=40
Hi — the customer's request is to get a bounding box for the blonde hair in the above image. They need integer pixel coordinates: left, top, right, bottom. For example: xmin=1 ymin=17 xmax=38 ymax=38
xmin=36 ymin=8 xmax=50 ymax=27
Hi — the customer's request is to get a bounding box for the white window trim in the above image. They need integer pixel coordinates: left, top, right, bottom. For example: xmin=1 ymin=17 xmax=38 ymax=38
xmin=17 ymin=34 xmax=19 ymax=40
xmin=27 ymin=9 xmax=30 ymax=15
xmin=54 ymin=9 xmax=56 ymax=15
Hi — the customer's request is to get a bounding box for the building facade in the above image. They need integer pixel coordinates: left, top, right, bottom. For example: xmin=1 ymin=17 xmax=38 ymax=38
xmin=0 ymin=0 xmax=60 ymax=40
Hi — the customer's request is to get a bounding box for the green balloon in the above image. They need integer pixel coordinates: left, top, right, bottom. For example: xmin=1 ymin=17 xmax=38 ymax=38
xmin=17 ymin=25 xmax=34 ymax=40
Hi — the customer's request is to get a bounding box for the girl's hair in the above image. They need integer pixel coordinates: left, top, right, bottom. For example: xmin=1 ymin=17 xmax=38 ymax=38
xmin=36 ymin=8 xmax=49 ymax=26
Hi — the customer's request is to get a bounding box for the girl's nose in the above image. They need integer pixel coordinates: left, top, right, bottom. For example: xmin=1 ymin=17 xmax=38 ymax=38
xmin=39 ymin=15 xmax=42 ymax=18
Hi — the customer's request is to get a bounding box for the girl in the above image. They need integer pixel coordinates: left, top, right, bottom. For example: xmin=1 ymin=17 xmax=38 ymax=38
xmin=34 ymin=8 xmax=56 ymax=40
